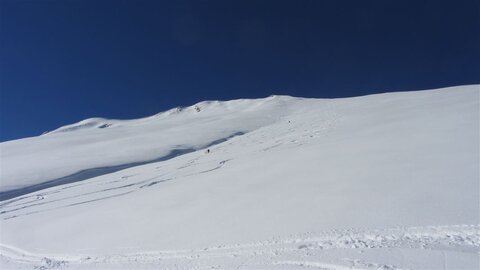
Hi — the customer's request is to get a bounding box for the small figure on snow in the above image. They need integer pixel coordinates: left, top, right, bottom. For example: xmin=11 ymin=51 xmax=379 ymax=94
xmin=206 ymin=149 xmax=210 ymax=154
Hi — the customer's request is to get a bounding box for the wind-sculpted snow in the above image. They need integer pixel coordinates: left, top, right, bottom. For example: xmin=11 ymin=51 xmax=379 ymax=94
xmin=0 ymin=85 xmax=479 ymax=269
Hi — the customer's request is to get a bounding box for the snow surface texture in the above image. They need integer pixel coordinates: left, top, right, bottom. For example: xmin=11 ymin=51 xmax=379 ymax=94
xmin=0 ymin=85 xmax=479 ymax=269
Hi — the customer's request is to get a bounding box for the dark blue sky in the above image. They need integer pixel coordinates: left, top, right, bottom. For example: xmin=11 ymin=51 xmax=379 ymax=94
xmin=1 ymin=0 xmax=479 ymax=142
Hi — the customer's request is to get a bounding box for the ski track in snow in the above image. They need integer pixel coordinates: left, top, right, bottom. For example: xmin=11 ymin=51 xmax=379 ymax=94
xmin=0 ymin=225 xmax=478 ymax=269
xmin=0 ymin=105 xmax=337 ymax=221
xmin=1 ymin=87 xmax=479 ymax=269
xmin=0 ymin=132 xmax=247 ymax=201
xmin=0 ymin=155 xmax=233 ymax=220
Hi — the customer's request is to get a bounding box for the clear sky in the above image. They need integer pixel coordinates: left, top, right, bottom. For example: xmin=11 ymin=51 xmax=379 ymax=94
xmin=1 ymin=0 xmax=479 ymax=142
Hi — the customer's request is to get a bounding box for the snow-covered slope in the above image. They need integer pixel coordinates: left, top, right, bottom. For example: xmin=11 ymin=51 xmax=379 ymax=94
xmin=0 ymin=85 xmax=478 ymax=269
xmin=1 ymin=96 xmax=295 ymax=195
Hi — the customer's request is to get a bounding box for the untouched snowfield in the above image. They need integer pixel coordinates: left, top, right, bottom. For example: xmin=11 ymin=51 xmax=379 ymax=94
xmin=0 ymin=85 xmax=478 ymax=269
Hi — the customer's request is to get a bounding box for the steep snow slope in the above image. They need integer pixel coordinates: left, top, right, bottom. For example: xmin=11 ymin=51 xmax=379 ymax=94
xmin=0 ymin=85 xmax=478 ymax=269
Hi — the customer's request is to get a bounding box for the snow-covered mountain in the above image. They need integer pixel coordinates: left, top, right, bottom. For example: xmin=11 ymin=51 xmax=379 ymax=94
xmin=0 ymin=85 xmax=478 ymax=269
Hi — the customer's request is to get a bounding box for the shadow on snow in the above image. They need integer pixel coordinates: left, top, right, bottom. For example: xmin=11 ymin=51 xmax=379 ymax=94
xmin=0 ymin=132 xmax=244 ymax=201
